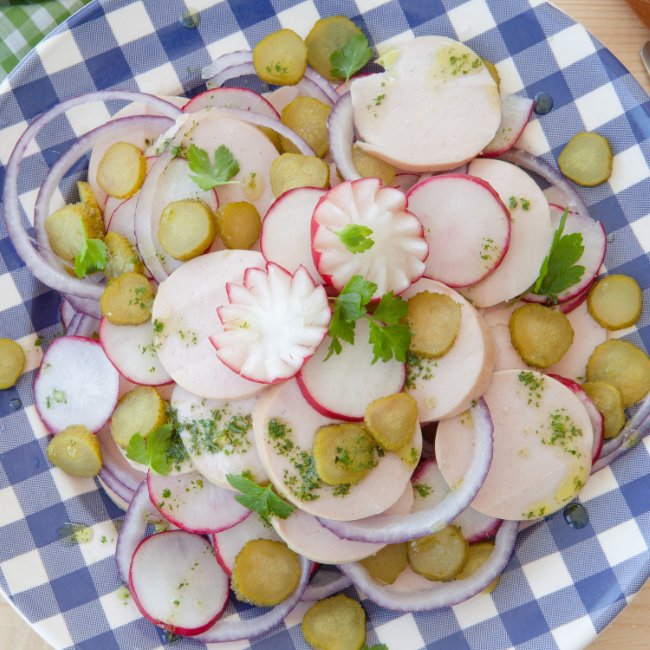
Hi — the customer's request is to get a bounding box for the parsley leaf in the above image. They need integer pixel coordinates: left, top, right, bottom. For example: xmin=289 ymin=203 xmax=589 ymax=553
xmin=126 ymin=424 xmax=174 ymax=476
xmin=361 ymin=645 xmax=389 ymax=650
xmin=74 ymin=218 xmax=108 ymax=278
xmin=187 ymin=143 xmax=240 ymax=191
xmin=373 ymin=290 xmax=408 ymax=325
xmin=334 ymin=224 xmax=375 ymax=254
xmin=330 ymin=33 xmax=373 ymax=84
xmin=368 ymin=320 xmax=411 ymax=364
xmin=226 ymin=474 xmax=295 ymax=519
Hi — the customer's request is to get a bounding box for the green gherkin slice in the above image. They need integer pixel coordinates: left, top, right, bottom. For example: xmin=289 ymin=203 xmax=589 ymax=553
xmin=407 ymin=525 xmax=469 ymax=582
xmin=582 ymin=381 xmax=626 ymax=439
xmin=558 ymin=132 xmax=612 ymax=187
xmin=313 ymin=423 xmax=374 ymax=486
xmin=302 ymin=594 xmax=366 ymax=650
xmin=359 ymin=543 xmax=407 ymax=585
xmin=305 ymin=16 xmax=363 ymax=82
xmin=587 ymin=274 xmax=642 ymax=331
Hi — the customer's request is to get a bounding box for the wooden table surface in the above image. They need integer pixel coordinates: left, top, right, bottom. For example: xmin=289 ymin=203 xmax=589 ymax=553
xmin=2 ymin=1 xmax=650 ymax=649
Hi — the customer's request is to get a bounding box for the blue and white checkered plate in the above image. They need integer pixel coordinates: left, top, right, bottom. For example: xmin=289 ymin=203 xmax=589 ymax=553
xmin=1 ymin=0 xmax=650 ymax=648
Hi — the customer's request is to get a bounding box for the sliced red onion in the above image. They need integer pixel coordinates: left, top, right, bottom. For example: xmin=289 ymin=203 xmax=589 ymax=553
xmin=303 ymin=68 xmax=340 ymax=105
xmin=317 ymin=399 xmax=494 ymax=544
xmin=65 ymin=313 xmax=83 ymax=337
xmin=327 ymin=93 xmax=361 ymax=182
xmin=339 ymin=519 xmax=517 ymax=611
xmin=65 ymin=313 xmax=98 ymax=338
xmin=98 ymin=467 xmax=135 ymax=504
xmin=62 ymin=293 xmax=102 ymax=320
xmin=202 ymin=50 xmax=253 ymax=80
xmin=497 ymin=149 xmax=590 ymax=221
xmin=206 ymin=62 xmax=259 ymax=89
xmin=296 ymin=77 xmax=335 ymax=106
xmin=115 ymin=480 xmax=159 ymax=588
xmin=301 ymin=572 xmax=353 ymax=601
xmin=191 ymin=555 xmax=311 ymax=643
xmin=96 ymin=424 xmax=147 ymax=493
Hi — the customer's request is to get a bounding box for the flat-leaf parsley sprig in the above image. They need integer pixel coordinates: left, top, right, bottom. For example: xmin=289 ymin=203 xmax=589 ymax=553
xmin=334 ymin=224 xmax=375 ymax=254
xmin=326 ymin=275 xmax=411 ymax=364
xmin=226 ymin=473 xmax=295 ymax=519
xmin=74 ymin=218 xmax=108 ymax=278
xmin=187 ymin=143 xmax=240 ymax=191
xmin=330 ymin=33 xmax=373 ymax=85
xmin=126 ymin=423 xmax=174 ymax=476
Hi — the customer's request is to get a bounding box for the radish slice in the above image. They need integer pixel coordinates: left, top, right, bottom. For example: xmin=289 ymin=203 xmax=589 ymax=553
xmin=547 ymin=374 xmax=604 ymax=462
xmin=103 ymin=196 xmax=124 ymax=230
xmin=99 ymin=317 xmax=173 ymax=387
xmin=482 ymin=94 xmax=534 ymax=158
xmin=260 ymin=187 xmax=327 ymax=283
xmin=327 ymin=93 xmax=361 ymax=182
xmin=411 ymin=459 xmax=502 ymax=544
xmin=212 ymin=512 xmax=282 ymax=575
xmin=183 ymin=87 xmax=280 ymax=120
xmin=316 ymin=398 xmax=492 ymax=544
xmin=211 ymin=264 xmax=330 ymax=384
xmin=266 ymin=85 xmax=304 ymax=114
xmin=406 ymin=174 xmax=511 ymax=287
xmin=312 ymin=178 xmax=429 ymax=299
xmin=392 ymin=173 xmax=420 ymax=192
xmin=130 ymin=530 xmax=229 ymax=635
xmin=297 ymin=318 xmax=406 ymax=421
xmin=523 ymin=205 xmax=607 ymax=305
xmin=60 ymin=299 xmax=75 ymax=329
xmin=148 ymin=470 xmax=250 ymax=534
xmin=107 ymin=196 xmax=135 ymax=244
xmin=339 ymin=519 xmax=518 ymax=611
xmin=33 ymin=336 xmax=119 ymax=433
xmin=558 ymin=279 xmax=595 ymax=314
xmin=171 ymin=384 xmax=268 ymax=489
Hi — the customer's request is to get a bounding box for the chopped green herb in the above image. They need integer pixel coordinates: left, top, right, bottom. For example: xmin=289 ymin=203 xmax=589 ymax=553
xmin=334 ymin=224 xmax=375 ymax=254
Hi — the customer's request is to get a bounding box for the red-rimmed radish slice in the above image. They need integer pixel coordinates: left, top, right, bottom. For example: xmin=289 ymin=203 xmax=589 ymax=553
xmin=130 ymin=530 xmax=229 ymax=635
xmin=406 ymin=174 xmax=511 ymax=287
xmin=311 ymin=178 xmax=428 ymax=299
xmin=99 ymin=317 xmax=172 ymax=387
xmin=60 ymin=299 xmax=75 ymax=329
xmin=523 ymin=205 xmax=607 ymax=305
xmin=152 ymin=250 xmax=269 ymax=400
xmin=266 ymin=85 xmax=304 ymax=114
xmin=171 ymin=384 xmax=268 ymax=489
xmin=411 ymin=459 xmax=502 ymax=544
xmin=253 ymin=377 xmax=421 ymax=521
xmin=183 ymin=87 xmax=280 ymax=120
xmin=558 ymin=279 xmax=595 ymax=314
xmin=482 ymin=94 xmax=534 ymax=158
xmin=33 ymin=336 xmax=119 ymax=433
xmin=260 ymin=187 xmax=326 ymax=283
xmin=211 ymin=264 xmax=330 ymax=384
xmin=103 ymin=196 xmax=123 ymax=230
xmin=459 ymin=159 xmax=554 ymax=308
xmin=297 ymin=318 xmax=405 ymax=421
xmin=436 ymin=370 xmax=593 ymax=520
xmin=547 ymin=374 xmax=604 ymax=462
xmin=391 ymin=173 xmax=420 ymax=193
xmin=107 ymin=196 xmax=135 ymax=244
xmin=148 ymin=470 xmax=250 ymax=534
xmin=212 ymin=512 xmax=282 ymax=576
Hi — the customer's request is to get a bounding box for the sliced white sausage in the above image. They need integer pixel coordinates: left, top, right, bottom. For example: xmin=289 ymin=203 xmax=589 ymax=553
xmin=271 ymin=483 xmax=414 ymax=564
xmin=151 ymin=250 xmax=268 ymax=400
xmin=459 ymin=159 xmax=553 ymax=308
xmin=171 ymin=384 xmax=268 ymax=489
xmin=352 ymin=36 xmax=500 ymax=172
xmin=253 ymin=377 xmax=422 ymax=521
xmin=402 ymin=279 xmax=496 ymax=423
xmin=436 ymin=370 xmax=594 ymax=520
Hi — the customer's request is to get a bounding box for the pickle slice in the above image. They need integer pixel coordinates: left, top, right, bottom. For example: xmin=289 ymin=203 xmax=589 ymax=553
xmin=587 ymin=339 xmax=650 ymax=407
xmin=253 ymin=29 xmax=307 ymax=86
xmin=302 ymin=594 xmax=366 ymax=650
xmin=0 ymin=338 xmax=25 ymax=389
xmin=509 ymin=303 xmax=574 ymax=368
xmin=46 ymin=424 xmax=102 ymax=478
xmin=402 ymin=291 xmax=462 ymax=359
xmin=582 ymin=381 xmax=625 ymax=439
xmin=280 ymin=97 xmax=332 ymax=157
xmin=481 ymin=58 xmax=501 ymax=92
xmin=455 ymin=541 xmax=499 ymax=593
xmin=259 ymin=126 xmax=283 ymax=154
xmin=351 ymin=144 xmax=396 ymax=186
xmin=313 ymin=423 xmax=374 ymax=486
xmin=45 ymin=202 xmax=104 ymax=261
xmin=305 ymin=16 xmax=364 ymax=82
xmin=232 ymin=539 xmax=300 ymax=606
xmin=111 ymin=385 xmax=166 ymax=449
xmin=96 ymin=142 xmax=147 ymax=199
xmin=359 ymin=543 xmax=408 ymax=585
xmin=558 ymin=132 xmax=613 ymax=187
xmin=77 ymin=180 xmax=101 ymax=214
xmin=364 ymin=393 xmax=418 ymax=451
xmin=407 ymin=525 xmax=469 ymax=582
xmin=215 ymin=201 xmax=261 ymax=250
xmin=158 ymin=199 xmax=217 ymax=261
xmin=587 ymin=275 xmax=642 ymax=331
xmin=102 ymin=232 xmax=144 ymax=280
xmin=270 ymin=153 xmax=330 ymax=198
xmin=100 ymin=272 xmax=154 ymax=326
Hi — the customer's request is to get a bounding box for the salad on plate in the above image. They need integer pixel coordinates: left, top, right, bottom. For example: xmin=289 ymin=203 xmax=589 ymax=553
xmin=2 ymin=14 xmax=650 ymax=650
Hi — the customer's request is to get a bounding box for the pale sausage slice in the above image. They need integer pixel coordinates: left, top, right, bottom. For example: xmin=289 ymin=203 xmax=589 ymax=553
xmin=253 ymin=377 xmax=422 ymax=521
xmin=271 ymin=483 xmax=414 ymax=564
xmin=152 ymin=250 xmax=268 ymax=400
xmin=402 ymin=279 xmax=496 ymax=423
xmin=459 ymin=159 xmax=553 ymax=308
xmin=352 ymin=36 xmax=500 ymax=172
xmin=436 ymin=370 xmax=594 ymax=520
xmin=171 ymin=384 xmax=268 ymax=489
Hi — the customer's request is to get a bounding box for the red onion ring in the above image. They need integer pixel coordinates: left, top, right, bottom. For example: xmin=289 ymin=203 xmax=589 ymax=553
xmin=592 ymin=408 xmax=650 ymax=473
xmin=295 ymin=76 xmax=335 ymax=106
xmin=303 ymin=68 xmax=340 ymax=105
xmin=338 ymin=519 xmax=518 ymax=612
xmin=316 ymin=399 xmax=494 ymax=544
xmin=327 ymin=92 xmax=361 ymax=182
xmin=301 ymin=573 xmax=352 ymax=602
xmin=98 ymin=467 xmax=135 ymax=504
xmin=65 ymin=313 xmax=98 ymax=338
xmin=62 ymin=293 xmax=102 ymax=320
xmin=497 ymin=149 xmax=590 ymax=221
xmin=202 ymin=50 xmax=253 ymax=80
xmin=96 ymin=424 xmax=147 ymax=493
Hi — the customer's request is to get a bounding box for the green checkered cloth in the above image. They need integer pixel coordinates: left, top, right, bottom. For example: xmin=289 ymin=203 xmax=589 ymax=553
xmin=0 ymin=0 xmax=93 ymax=82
